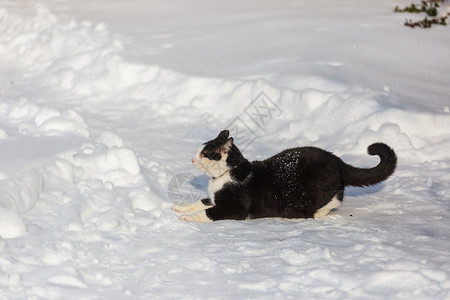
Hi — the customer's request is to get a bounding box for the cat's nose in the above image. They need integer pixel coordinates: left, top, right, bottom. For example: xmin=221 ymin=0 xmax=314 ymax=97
xmin=191 ymin=158 xmax=195 ymax=164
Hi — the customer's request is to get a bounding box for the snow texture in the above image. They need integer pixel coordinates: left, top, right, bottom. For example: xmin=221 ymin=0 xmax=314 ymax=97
xmin=0 ymin=0 xmax=449 ymax=299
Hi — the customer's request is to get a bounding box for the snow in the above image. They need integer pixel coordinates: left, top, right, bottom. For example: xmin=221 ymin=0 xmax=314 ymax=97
xmin=0 ymin=0 xmax=449 ymax=299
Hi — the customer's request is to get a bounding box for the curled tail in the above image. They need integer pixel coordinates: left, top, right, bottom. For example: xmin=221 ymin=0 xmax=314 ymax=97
xmin=343 ymin=143 xmax=397 ymax=187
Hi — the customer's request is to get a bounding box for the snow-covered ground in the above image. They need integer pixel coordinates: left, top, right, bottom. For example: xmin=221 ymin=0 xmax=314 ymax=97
xmin=1 ymin=0 xmax=450 ymax=298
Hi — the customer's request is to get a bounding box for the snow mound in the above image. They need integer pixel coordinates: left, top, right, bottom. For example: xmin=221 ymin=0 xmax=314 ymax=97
xmin=0 ymin=94 xmax=161 ymax=238
xmin=275 ymin=87 xmax=450 ymax=163
xmin=0 ymin=208 xmax=27 ymax=239
xmin=0 ymin=98 xmax=91 ymax=238
xmin=44 ymin=136 xmax=162 ymax=231
xmin=0 ymin=4 xmax=121 ymax=74
xmin=0 ymin=167 xmax=43 ymax=215
xmin=0 ymin=97 xmax=90 ymax=138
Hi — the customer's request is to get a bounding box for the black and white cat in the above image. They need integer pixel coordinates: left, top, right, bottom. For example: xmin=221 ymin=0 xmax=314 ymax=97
xmin=173 ymin=130 xmax=397 ymax=223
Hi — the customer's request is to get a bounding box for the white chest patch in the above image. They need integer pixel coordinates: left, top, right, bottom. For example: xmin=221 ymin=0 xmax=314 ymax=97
xmin=208 ymin=171 xmax=233 ymax=205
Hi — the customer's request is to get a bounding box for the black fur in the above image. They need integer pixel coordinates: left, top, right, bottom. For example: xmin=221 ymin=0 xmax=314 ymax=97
xmin=199 ymin=130 xmax=397 ymax=221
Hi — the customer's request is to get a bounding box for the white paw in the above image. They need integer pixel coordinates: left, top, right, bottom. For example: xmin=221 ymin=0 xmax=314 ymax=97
xmin=314 ymin=196 xmax=341 ymax=219
xmin=313 ymin=210 xmax=329 ymax=219
xmin=179 ymin=211 xmax=212 ymax=223
xmin=173 ymin=200 xmax=213 ymax=213
xmin=172 ymin=204 xmax=191 ymax=212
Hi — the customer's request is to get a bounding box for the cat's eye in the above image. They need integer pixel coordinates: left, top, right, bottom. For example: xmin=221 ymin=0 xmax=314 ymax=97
xmin=200 ymin=154 xmax=205 ymax=158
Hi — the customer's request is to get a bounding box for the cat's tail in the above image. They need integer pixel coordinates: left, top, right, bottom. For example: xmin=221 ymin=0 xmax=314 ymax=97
xmin=342 ymin=143 xmax=397 ymax=187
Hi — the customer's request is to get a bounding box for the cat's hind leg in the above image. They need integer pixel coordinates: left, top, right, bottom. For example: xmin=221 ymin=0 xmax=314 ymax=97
xmin=314 ymin=194 xmax=342 ymax=219
xmin=173 ymin=198 xmax=213 ymax=213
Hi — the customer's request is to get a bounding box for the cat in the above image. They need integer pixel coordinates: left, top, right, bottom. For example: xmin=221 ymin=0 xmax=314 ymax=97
xmin=173 ymin=130 xmax=397 ymax=223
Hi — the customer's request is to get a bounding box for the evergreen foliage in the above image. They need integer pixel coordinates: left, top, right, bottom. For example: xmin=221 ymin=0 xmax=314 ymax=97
xmin=394 ymin=0 xmax=448 ymax=28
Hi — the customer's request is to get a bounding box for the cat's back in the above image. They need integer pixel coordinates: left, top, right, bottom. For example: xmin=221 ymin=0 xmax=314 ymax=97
xmin=262 ymin=146 xmax=342 ymax=179
xmin=265 ymin=146 xmax=335 ymax=164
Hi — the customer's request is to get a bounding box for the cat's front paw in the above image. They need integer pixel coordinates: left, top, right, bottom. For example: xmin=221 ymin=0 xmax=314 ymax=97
xmin=173 ymin=200 xmax=213 ymax=213
xmin=179 ymin=211 xmax=213 ymax=223
xmin=173 ymin=204 xmax=190 ymax=212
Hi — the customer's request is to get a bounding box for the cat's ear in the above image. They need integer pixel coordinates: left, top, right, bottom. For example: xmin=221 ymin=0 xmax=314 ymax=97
xmin=217 ymin=130 xmax=229 ymax=141
xmin=220 ymin=137 xmax=233 ymax=153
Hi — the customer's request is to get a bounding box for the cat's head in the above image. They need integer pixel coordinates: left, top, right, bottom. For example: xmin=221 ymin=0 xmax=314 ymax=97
xmin=192 ymin=130 xmax=243 ymax=178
